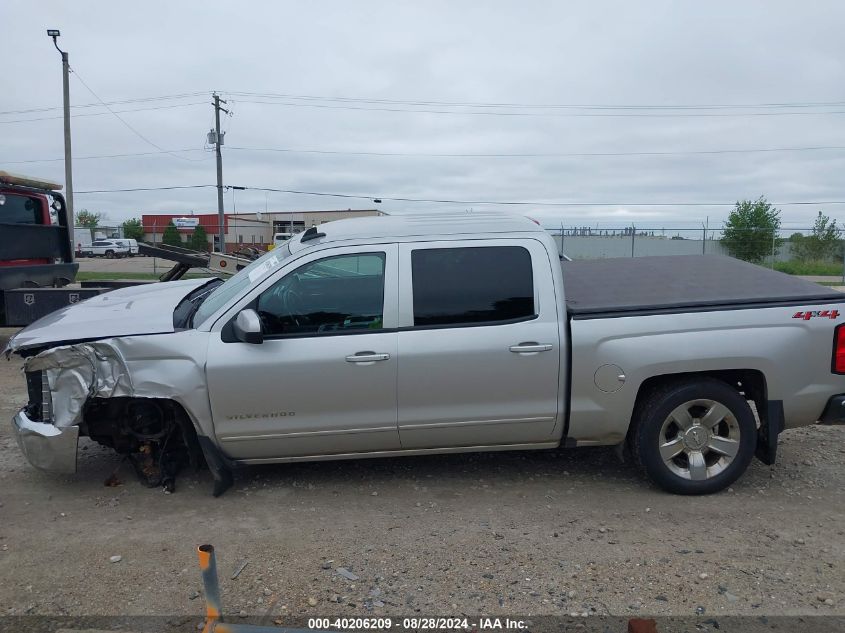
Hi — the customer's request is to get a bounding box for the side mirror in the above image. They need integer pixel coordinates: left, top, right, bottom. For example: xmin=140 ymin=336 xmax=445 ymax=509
xmin=233 ymin=309 xmax=263 ymax=344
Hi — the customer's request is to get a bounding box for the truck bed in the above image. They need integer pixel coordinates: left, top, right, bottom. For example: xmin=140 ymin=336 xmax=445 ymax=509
xmin=561 ymin=255 xmax=843 ymax=318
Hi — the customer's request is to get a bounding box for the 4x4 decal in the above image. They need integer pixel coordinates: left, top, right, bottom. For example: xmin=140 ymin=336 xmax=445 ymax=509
xmin=793 ymin=310 xmax=840 ymax=320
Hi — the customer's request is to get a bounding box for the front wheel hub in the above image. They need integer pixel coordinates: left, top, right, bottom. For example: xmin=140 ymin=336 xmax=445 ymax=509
xmin=682 ymin=424 xmax=710 ymax=451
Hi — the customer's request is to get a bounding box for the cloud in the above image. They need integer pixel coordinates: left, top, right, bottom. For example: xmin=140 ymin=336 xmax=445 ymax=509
xmin=2 ymin=0 xmax=845 ymax=230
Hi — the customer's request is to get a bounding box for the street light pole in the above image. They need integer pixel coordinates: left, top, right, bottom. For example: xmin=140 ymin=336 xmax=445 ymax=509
xmin=47 ymin=29 xmax=74 ymax=250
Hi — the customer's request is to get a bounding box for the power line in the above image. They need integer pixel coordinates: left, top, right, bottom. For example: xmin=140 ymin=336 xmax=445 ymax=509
xmin=226 ymin=144 xmax=845 ymax=158
xmin=0 ymin=92 xmax=211 ymax=116
xmin=67 ymin=67 xmax=206 ymax=164
xmin=244 ymin=187 xmax=845 ymax=207
xmin=76 ymin=185 xmax=215 ymax=193
xmin=9 ymin=90 xmax=845 ymax=117
xmin=231 ymin=99 xmax=845 ymax=118
xmin=3 ymin=149 xmax=207 ymax=164
xmin=225 ymin=91 xmax=845 ymax=111
xmin=10 ymin=144 xmax=845 ymax=165
xmin=73 ymin=183 xmax=845 ymax=207
xmin=0 ymin=101 xmax=207 ymax=124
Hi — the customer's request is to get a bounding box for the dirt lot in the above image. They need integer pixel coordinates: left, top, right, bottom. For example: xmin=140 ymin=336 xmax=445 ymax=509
xmin=1 ymin=328 xmax=843 ymax=625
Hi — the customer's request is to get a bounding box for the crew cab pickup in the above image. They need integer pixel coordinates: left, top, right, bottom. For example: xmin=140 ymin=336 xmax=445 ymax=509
xmin=7 ymin=213 xmax=845 ymax=495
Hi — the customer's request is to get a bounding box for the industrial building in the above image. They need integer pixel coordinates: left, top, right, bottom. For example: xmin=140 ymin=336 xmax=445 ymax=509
xmin=140 ymin=209 xmax=382 ymax=252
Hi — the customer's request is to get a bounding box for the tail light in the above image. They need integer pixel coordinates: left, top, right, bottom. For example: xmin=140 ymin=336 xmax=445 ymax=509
xmin=833 ymin=324 xmax=845 ymax=374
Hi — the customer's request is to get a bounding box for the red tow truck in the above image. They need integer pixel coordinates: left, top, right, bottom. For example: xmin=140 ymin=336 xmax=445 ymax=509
xmin=0 ymin=171 xmax=81 ymax=325
xmin=0 ymin=170 xmax=253 ymax=325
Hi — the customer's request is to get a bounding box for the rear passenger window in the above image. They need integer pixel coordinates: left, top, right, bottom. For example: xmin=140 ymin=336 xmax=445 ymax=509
xmin=411 ymin=246 xmax=535 ymax=327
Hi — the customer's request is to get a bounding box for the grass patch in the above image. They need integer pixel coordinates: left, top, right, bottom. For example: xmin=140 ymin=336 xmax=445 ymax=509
xmin=773 ymin=260 xmax=843 ymax=276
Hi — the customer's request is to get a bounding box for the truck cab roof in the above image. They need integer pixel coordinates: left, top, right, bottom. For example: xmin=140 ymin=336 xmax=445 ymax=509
xmin=289 ymin=212 xmax=544 ymax=253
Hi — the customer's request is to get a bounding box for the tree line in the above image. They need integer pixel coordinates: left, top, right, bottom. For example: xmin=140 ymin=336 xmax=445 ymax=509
xmin=721 ymin=197 xmax=842 ymax=265
xmin=76 ymin=200 xmax=842 ymax=265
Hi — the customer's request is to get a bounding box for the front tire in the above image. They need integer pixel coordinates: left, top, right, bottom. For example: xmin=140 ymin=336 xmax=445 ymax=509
xmin=630 ymin=377 xmax=757 ymax=494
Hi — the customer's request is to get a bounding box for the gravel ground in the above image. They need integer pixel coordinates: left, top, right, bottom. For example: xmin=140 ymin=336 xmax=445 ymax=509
xmin=0 ymin=328 xmax=843 ymax=623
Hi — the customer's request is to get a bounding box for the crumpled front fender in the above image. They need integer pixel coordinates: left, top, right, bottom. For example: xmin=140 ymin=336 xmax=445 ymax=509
xmin=26 ymin=342 xmax=134 ymax=428
xmin=22 ymin=331 xmax=214 ymax=437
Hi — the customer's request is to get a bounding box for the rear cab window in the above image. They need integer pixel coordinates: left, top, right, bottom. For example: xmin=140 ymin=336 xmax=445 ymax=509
xmin=409 ymin=245 xmax=535 ymax=327
xmin=0 ymin=194 xmax=46 ymax=225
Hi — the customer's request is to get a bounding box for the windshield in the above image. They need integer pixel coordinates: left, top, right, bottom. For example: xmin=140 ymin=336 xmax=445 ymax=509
xmin=193 ymin=242 xmax=293 ymax=326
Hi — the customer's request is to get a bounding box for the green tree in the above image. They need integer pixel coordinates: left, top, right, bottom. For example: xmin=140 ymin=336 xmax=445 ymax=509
xmin=162 ymin=221 xmax=182 ymax=247
xmin=791 ymin=211 xmax=842 ymax=262
xmin=122 ymin=218 xmax=145 ymax=241
xmin=75 ymin=209 xmax=104 ymax=228
xmin=721 ymin=197 xmax=784 ymax=264
xmin=189 ymin=225 xmax=209 ymax=252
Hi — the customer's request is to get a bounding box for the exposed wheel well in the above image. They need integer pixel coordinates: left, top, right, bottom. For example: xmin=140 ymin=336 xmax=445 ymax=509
xmin=628 ymin=369 xmax=768 ymax=442
xmin=80 ymin=396 xmax=205 ymax=487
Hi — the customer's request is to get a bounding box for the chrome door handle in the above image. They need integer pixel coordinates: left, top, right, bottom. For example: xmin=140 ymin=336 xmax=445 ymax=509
xmin=345 ymin=352 xmax=390 ymax=363
xmin=509 ymin=343 xmax=553 ymax=353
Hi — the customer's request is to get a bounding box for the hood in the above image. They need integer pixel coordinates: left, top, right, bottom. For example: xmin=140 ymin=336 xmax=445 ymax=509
xmin=6 ymin=277 xmax=215 ymax=353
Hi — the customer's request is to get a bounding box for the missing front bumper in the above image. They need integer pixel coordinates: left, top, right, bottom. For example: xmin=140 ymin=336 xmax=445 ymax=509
xmin=12 ymin=409 xmax=78 ymax=473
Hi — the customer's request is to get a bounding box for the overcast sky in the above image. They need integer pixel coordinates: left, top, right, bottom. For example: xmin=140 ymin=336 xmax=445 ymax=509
xmin=2 ymin=1 xmax=845 ymax=230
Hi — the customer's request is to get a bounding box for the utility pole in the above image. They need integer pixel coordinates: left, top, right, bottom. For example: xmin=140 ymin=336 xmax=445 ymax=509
xmin=212 ymin=94 xmax=229 ymax=253
xmin=47 ymin=30 xmax=74 ymax=250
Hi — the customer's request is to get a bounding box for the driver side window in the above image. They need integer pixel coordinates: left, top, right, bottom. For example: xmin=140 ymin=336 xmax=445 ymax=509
xmin=257 ymin=252 xmax=385 ymax=337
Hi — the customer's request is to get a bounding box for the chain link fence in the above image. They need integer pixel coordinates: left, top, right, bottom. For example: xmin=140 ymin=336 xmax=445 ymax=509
xmin=550 ymin=226 xmax=845 ymax=277
xmin=74 ymin=222 xmax=845 ymax=279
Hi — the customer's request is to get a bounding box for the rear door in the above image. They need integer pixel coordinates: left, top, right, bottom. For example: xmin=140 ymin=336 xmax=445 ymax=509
xmin=396 ymin=239 xmax=561 ymax=449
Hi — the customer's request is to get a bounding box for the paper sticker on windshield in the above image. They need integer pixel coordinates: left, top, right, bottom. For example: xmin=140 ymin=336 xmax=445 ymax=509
xmin=793 ymin=310 xmax=840 ymax=321
xmin=247 ymin=255 xmax=282 ymax=283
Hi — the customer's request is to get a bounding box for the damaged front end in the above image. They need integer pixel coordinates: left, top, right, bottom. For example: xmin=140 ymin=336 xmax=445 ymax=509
xmin=13 ymin=339 xmax=233 ymax=495
xmin=14 ymin=363 xmax=79 ymax=473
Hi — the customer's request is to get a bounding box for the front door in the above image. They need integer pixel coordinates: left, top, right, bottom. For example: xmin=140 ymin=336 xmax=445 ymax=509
xmin=397 ymin=240 xmax=561 ymax=449
xmin=206 ymin=245 xmax=400 ymax=460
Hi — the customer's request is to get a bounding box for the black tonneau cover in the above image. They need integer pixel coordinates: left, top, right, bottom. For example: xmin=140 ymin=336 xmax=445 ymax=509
xmin=562 ymin=255 xmax=843 ymax=318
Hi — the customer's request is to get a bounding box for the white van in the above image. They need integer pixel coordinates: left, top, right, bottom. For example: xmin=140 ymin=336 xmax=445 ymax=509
xmin=74 ymin=228 xmax=93 ymax=257
xmin=113 ymin=239 xmax=139 ymax=256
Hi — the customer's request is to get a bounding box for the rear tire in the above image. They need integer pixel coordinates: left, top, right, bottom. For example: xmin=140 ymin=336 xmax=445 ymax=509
xmin=105 ymin=250 xmax=115 ymax=259
xmin=630 ymin=377 xmax=756 ymax=494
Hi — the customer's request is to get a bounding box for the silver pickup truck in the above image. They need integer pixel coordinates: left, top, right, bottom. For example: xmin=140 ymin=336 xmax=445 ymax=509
xmin=7 ymin=213 xmax=845 ymax=495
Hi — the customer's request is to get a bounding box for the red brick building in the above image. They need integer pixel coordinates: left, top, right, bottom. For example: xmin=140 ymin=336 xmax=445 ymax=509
xmin=141 ymin=209 xmax=381 ymax=252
